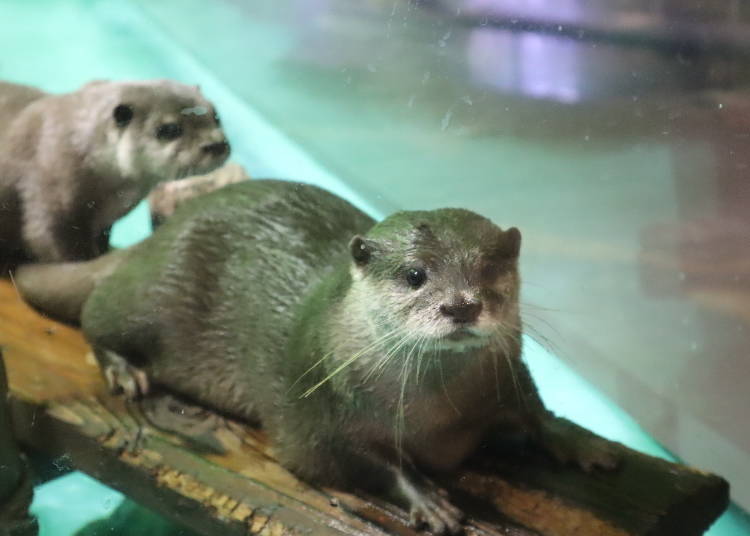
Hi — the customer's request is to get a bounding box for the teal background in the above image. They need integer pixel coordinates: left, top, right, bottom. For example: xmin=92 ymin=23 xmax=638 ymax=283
xmin=0 ymin=0 xmax=747 ymax=533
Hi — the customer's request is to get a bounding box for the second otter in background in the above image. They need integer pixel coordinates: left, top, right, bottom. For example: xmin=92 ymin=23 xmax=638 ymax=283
xmin=0 ymin=79 xmax=229 ymax=270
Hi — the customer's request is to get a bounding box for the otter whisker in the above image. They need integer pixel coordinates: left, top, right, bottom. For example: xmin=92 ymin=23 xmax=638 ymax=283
xmin=438 ymin=356 xmax=461 ymax=416
xmin=394 ymin=343 xmax=417 ymax=461
xmin=504 ymin=350 xmax=525 ymax=410
xmin=491 ymin=348 xmax=503 ymax=403
xmin=374 ymin=332 xmax=413 ymax=377
xmin=418 ymin=334 xmax=434 ymax=384
xmin=365 ymin=328 xmax=415 ymax=381
xmin=288 ymin=350 xmax=335 ymax=394
xmin=521 ymin=308 xmax=561 ymax=330
xmin=520 ymin=308 xmax=564 ymax=341
xmin=355 ymin=327 xmax=406 ymax=365
xmin=301 ymin=327 xmax=403 ymax=397
xmin=362 ymin=335 xmax=403 ymax=381
xmin=413 ymin=332 xmax=429 ymax=385
xmin=485 ymin=324 xmax=520 ymax=408
xmin=519 ymin=300 xmax=564 ymax=313
xmin=522 ymin=319 xmax=562 ymax=355
xmin=406 ymin=334 xmax=424 ymax=384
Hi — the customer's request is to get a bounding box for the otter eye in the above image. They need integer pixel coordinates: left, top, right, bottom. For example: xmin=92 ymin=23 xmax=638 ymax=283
xmin=213 ymin=112 xmax=221 ymax=126
xmin=113 ymin=104 xmax=133 ymax=127
xmin=406 ymin=268 xmax=427 ymax=289
xmin=156 ymin=123 xmax=183 ymax=140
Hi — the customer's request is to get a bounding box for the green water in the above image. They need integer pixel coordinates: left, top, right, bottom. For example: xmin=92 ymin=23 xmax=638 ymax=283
xmin=1 ymin=0 xmax=748 ymax=534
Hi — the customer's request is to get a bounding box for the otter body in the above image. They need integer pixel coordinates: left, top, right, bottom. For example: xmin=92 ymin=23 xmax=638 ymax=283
xmin=0 ymin=79 xmax=229 ymax=270
xmin=17 ymin=180 xmax=614 ymax=534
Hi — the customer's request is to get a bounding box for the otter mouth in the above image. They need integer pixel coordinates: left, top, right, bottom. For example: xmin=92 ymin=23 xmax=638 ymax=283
xmin=444 ymin=327 xmax=478 ymax=341
xmin=175 ymin=161 xmax=223 ymax=181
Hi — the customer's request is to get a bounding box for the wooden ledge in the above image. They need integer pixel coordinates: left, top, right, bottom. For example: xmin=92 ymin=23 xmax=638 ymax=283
xmin=0 ymin=279 xmax=729 ymax=535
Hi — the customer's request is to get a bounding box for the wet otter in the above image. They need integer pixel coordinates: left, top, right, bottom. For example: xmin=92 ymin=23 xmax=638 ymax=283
xmin=16 ymin=180 xmax=615 ymax=534
xmin=0 ymin=79 xmax=229 ymax=271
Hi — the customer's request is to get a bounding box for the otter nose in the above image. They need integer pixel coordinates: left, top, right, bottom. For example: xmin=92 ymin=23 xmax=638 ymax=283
xmin=203 ymin=140 xmax=230 ymax=157
xmin=440 ymin=300 xmax=483 ymax=324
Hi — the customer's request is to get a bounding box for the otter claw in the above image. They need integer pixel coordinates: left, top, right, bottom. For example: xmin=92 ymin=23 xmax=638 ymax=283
xmin=409 ymin=493 xmax=464 ymax=535
xmin=101 ymin=354 xmax=149 ymax=399
xmin=396 ymin=474 xmax=464 ymax=535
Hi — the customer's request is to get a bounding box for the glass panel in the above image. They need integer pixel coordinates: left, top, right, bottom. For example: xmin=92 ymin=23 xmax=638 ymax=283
xmin=1 ymin=0 xmax=748 ymax=533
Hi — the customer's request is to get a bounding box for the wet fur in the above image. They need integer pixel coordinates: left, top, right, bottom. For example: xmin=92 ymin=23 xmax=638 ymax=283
xmin=16 ymin=180 xmax=615 ymax=534
xmin=0 ymin=79 xmax=229 ymax=270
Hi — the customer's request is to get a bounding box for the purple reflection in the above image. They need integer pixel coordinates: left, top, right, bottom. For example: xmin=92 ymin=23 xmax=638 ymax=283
xmin=467 ymin=28 xmax=582 ymax=103
xmin=463 ymin=0 xmax=585 ymax=23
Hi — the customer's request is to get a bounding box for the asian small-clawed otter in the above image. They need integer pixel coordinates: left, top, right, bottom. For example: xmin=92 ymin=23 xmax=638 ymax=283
xmin=16 ymin=180 xmax=616 ymax=534
xmin=0 ymin=79 xmax=230 ymax=271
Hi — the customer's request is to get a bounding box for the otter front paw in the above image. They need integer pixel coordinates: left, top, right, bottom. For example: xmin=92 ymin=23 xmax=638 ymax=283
xmin=396 ymin=474 xmax=464 ymax=535
xmin=95 ymin=349 xmax=149 ymax=399
xmin=409 ymin=489 xmax=464 ymax=535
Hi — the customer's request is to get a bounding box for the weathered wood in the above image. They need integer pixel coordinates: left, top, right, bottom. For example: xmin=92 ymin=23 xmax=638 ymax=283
xmin=453 ymin=419 xmax=730 ymax=536
xmin=0 ymin=279 xmax=729 ymax=535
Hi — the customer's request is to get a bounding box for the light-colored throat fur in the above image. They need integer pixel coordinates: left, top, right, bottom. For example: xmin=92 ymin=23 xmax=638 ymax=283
xmin=311 ymin=267 xmax=525 ymax=469
xmin=323 ymin=267 xmax=522 ymax=416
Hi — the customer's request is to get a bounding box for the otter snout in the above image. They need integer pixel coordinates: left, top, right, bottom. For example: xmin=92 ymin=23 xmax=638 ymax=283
xmin=203 ymin=140 xmax=230 ymax=158
xmin=440 ymin=299 xmax=482 ymax=324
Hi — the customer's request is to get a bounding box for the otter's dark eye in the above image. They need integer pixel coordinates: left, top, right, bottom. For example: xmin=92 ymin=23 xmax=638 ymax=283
xmin=156 ymin=123 xmax=183 ymax=140
xmin=213 ymin=112 xmax=221 ymax=126
xmin=406 ymin=268 xmax=427 ymax=289
xmin=113 ymin=104 xmax=133 ymax=127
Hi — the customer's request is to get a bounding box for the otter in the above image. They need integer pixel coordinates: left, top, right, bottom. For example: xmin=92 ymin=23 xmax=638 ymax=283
xmin=147 ymin=161 xmax=250 ymax=228
xmin=16 ymin=180 xmax=616 ymax=534
xmin=0 ymin=79 xmax=230 ymax=271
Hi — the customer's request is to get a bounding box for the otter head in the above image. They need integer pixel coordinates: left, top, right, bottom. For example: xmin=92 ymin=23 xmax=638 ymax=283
xmin=89 ymin=80 xmax=230 ymax=183
xmin=349 ymin=209 xmax=521 ymax=351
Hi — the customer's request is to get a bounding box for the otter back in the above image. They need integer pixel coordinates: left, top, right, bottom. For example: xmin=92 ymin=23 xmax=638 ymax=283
xmin=81 ymin=180 xmax=374 ymax=420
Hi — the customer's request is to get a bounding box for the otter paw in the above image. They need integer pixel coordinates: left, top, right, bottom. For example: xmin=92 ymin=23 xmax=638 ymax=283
xmin=396 ymin=475 xmax=464 ymax=535
xmin=409 ymin=491 xmax=464 ymax=535
xmin=140 ymin=393 xmax=227 ymax=453
xmin=101 ymin=353 xmax=149 ymax=399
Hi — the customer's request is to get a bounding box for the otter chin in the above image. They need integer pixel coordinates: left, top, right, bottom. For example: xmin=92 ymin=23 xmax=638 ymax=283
xmin=15 ymin=179 xmax=618 ymax=535
xmin=443 ymin=327 xmax=483 ymax=343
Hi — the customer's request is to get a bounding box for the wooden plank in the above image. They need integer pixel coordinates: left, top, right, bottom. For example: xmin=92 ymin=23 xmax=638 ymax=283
xmin=0 ymin=278 xmax=730 ymax=535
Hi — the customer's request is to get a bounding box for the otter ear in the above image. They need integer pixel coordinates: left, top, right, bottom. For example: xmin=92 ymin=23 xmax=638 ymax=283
xmin=113 ymin=104 xmax=134 ymax=128
xmin=489 ymin=227 xmax=521 ymax=261
xmin=503 ymin=227 xmax=521 ymax=258
xmin=349 ymin=235 xmax=376 ymax=266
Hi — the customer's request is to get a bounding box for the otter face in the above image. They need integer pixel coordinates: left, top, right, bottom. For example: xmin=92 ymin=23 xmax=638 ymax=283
xmin=350 ymin=210 xmax=521 ymax=351
xmin=98 ymin=81 xmax=230 ymax=183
